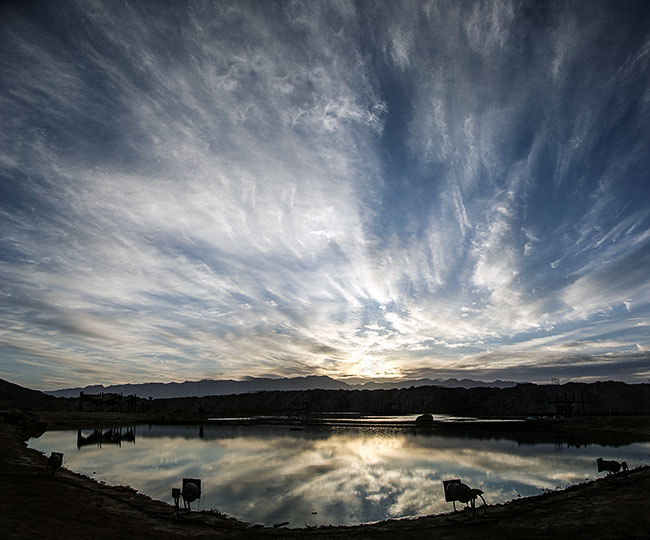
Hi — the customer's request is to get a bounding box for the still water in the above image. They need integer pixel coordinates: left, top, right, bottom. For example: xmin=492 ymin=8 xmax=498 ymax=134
xmin=29 ymin=424 xmax=650 ymax=527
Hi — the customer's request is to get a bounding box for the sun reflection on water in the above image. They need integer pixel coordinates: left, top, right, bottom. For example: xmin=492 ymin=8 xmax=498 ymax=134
xmin=29 ymin=424 xmax=650 ymax=527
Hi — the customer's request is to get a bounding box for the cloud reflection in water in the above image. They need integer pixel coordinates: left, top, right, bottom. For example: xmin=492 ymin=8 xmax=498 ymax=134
xmin=29 ymin=425 xmax=650 ymax=526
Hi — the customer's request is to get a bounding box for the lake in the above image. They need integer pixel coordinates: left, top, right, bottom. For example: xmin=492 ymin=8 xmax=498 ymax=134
xmin=28 ymin=423 xmax=650 ymax=527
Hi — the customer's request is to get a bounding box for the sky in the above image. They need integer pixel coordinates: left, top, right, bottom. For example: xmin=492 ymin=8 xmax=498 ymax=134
xmin=2 ymin=0 xmax=650 ymax=390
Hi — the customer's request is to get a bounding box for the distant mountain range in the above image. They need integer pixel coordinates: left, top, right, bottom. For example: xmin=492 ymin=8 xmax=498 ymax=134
xmin=44 ymin=375 xmax=517 ymax=399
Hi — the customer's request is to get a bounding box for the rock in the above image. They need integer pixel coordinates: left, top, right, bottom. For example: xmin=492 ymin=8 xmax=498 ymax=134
xmin=415 ymin=413 xmax=434 ymax=424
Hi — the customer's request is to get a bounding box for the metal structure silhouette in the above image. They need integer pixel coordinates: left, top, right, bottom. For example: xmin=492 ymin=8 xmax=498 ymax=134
xmin=443 ymin=479 xmax=487 ymax=516
xmin=181 ymin=478 xmax=201 ymax=512
xmin=47 ymin=452 xmax=64 ymax=475
xmin=597 ymin=458 xmax=628 ymax=475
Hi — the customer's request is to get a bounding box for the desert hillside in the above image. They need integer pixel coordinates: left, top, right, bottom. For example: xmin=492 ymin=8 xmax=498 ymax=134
xmin=136 ymin=381 xmax=650 ymax=417
xmin=3 ymin=379 xmax=649 ymax=419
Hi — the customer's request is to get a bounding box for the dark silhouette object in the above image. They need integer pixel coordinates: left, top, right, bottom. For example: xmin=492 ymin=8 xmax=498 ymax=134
xmin=291 ymin=402 xmax=312 ymax=421
xmin=79 ymin=391 xmax=136 ymax=413
xmin=171 ymin=487 xmax=181 ymax=516
xmin=553 ymin=391 xmax=587 ymax=417
xmin=415 ymin=413 xmax=434 ymax=425
xmin=597 ymin=458 xmax=628 ymax=476
xmin=443 ymin=479 xmax=486 ymax=516
xmin=181 ymin=478 xmax=201 ymax=511
xmin=47 ymin=452 xmax=64 ymax=475
xmin=77 ymin=426 xmax=136 ymax=449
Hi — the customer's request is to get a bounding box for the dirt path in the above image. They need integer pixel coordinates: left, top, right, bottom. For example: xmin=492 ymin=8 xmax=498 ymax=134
xmin=1 ymin=416 xmax=649 ymax=540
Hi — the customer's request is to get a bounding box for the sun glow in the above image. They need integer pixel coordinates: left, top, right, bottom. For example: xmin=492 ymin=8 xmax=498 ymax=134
xmin=350 ymin=357 xmax=401 ymax=379
xmin=2 ymin=0 xmax=650 ymax=388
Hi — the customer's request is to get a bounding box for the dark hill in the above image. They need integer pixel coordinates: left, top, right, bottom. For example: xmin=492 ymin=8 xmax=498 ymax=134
xmin=0 ymin=378 xmax=65 ymax=410
xmin=44 ymin=375 xmax=350 ymax=399
xmin=137 ymin=381 xmax=650 ymax=418
xmin=45 ymin=376 xmax=517 ymax=399
xmin=4 ymin=378 xmax=649 ymax=419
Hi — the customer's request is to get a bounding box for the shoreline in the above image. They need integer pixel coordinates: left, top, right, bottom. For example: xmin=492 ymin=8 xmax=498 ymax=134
xmin=3 ymin=411 xmax=650 ymax=539
xmin=28 ymin=410 xmax=650 ymax=439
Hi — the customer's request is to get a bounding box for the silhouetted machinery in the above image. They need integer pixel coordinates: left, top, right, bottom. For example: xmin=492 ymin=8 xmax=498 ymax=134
xmin=443 ymin=479 xmax=486 ymax=516
xmin=172 ymin=478 xmax=202 ymax=514
xmin=79 ymin=391 xmax=136 ymax=413
xmin=171 ymin=488 xmax=181 ymax=515
xmin=178 ymin=478 xmax=201 ymax=512
xmin=597 ymin=458 xmax=628 ymax=475
xmin=47 ymin=452 xmax=64 ymax=475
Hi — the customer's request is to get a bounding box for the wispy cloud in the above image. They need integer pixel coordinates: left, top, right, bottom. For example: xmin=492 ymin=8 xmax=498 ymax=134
xmin=1 ymin=1 xmax=650 ymax=388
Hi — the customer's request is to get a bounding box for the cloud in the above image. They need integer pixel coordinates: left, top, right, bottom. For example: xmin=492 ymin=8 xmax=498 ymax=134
xmin=1 ymin=1 xmax=650 ymax=388
xmin=34 ymin=423 xmax=644 ymax=526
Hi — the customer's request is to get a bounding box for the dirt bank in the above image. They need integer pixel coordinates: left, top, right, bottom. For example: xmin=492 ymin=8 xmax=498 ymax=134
xmin=2 ymin=413 xmax=650 ymax=539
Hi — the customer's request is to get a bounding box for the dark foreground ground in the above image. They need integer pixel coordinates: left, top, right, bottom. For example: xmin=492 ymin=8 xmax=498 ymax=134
xmin=2 ymin=413 xmax=650 ymax=540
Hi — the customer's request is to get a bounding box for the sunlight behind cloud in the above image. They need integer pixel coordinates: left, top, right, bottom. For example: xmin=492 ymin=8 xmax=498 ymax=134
xmin=2 ymin=1 xmax=650 ymax=387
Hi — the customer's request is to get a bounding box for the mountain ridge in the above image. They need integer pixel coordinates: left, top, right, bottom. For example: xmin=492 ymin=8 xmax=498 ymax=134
xmin=44 ymin=375 xmax=518 ymax=399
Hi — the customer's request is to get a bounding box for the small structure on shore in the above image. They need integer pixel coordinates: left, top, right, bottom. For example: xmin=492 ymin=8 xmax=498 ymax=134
xmin=443 ymin=479 xmax=486 ymax=516
xmin=172 ymin=487 xmax=181 ymax=515
xmin=181 ymin=478 xmax=201 ymax=511
xmin=553 ymin=391 xmax=587 ymax=417
xmin=597 ymin=458 xmax=628 ymax=475
xmin=47 ymin=452 xmax=64 ymax=475
xmin=172 ymin=478 xmax=202 ymax=514
xmin=79 ymin=391 xmax=137 ymax=413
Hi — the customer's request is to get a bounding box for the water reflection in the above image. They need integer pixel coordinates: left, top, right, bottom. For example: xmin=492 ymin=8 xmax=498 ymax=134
xmin=77 ymin=427 xmax=136 ymax=449
xmin=30 ymin=424 xmax=650 ymax=527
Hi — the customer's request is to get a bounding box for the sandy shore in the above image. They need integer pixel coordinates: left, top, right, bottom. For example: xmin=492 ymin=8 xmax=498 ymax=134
xmin=2 ymin=412 xmax=650 ymax=539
